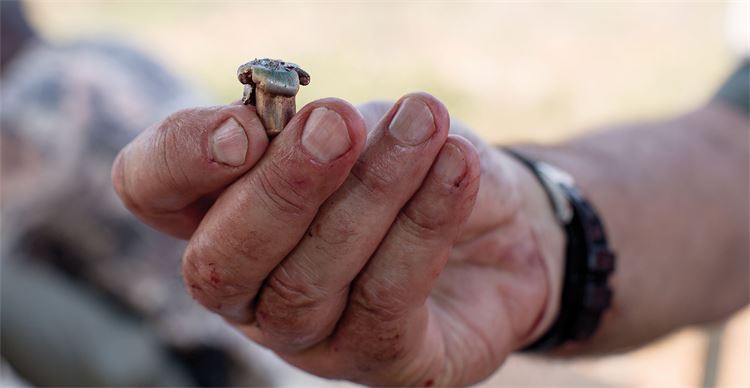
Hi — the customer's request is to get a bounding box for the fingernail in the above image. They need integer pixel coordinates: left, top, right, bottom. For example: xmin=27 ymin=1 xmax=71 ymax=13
xmin=211 ymin=118 xmax=248 ymax=166
xmin=302 ymin=107 xmax=351 ymax=162
xmin=434 ymin=143 xmax=467 ymax=185
xmin=388 ymin=97 xmax=435 ymax=145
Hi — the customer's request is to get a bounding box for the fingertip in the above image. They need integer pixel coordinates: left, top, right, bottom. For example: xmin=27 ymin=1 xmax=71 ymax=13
xmin=372 ymin=92 xmax=449 ymax=147
xmin=401 ymin=92 xmax=450 ymax=136
xmin=446 ymin=135 xmax=481 ymax=179
xmin=435 ymin=135 xmax=481 ymax=192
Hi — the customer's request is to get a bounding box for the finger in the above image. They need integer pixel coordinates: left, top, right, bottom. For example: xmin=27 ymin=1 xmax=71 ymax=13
xmin=182 ymin=98 xmax=367 ymax=323
xmin=112 ymin=105 xmax=269 ymax=239
xmin=253 ymin=93 xmax=450 ymax=351
xmin=333 ymin=136 xmax=480 ymax=383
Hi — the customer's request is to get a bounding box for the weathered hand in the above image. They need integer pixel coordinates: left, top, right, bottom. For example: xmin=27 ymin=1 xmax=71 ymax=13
xmin=112 ymin=93 xmax=563 ymax=385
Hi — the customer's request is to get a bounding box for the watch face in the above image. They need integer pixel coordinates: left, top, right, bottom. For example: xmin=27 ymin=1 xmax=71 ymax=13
xmin=537 ymin=161 xmax=575 ymax=186
xmin=535 ymin=162 xmax=574 ymax=224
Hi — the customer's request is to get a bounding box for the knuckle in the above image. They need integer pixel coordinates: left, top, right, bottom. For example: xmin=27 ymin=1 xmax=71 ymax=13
xmin=350 ymin=278 xmax=408 ymax=322
xmin=397 ymin=205 xmax=446 ymax=242
xmin=182 ymin=245 xmax=254 ymax=310
xmin=262 ymin=266 xmax=323 ymax=310
xmin=309 ymin=208 xmax=359 ymax=246
xmin=350 ymin=157 xmax=398 ymax=200
xmin=255 ymin=267 xmax=330 ymax=347
xmin=252 ymin=160 xmax=309 ymax=216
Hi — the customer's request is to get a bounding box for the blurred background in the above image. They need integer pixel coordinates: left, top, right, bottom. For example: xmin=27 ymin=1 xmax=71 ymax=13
xmin=1 ymin=0 xmax=748 ymax=386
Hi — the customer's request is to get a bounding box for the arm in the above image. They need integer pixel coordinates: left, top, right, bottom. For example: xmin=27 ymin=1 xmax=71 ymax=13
xmin=112 ymin=87 xmax=747 ymax=385
xmin=516 ymin=100 xmax=749 ymax=354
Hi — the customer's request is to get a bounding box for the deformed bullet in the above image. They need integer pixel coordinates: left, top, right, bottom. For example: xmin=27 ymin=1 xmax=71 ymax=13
xmin=238 ymin=58 xmax=310 ymax=137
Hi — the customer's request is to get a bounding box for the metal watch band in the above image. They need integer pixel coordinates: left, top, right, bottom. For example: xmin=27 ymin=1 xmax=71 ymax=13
xmin=504 ymin=149 xmax=616 ymax=352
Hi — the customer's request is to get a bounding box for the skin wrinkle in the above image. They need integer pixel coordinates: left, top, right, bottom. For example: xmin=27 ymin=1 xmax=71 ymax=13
xmin=514 ymin=230 xmax=552 ymax=347
xmin=349 ymin=150 xmax=400 ymax=199
xmin=396 ymin=206 xmax=448 ymax=244
xmin=450 ymin=215 xmax=525 ymax=265
xmin=266 ymin=145 xmax=314 ymax=198
xmin=276 ymin=249 xmax=328 ymax=291
xmin=262 ymin=265 xmax=323 ymax=309
xmin=340 ymin=308 xmax=428 ymax=384
xmin=430 ymin=274 xmax=504 ymax=382
xmin=382 ymin=311 xmax=445 ymax=385
xmin=163 ymin=120 xmax=195 ymax=192
xmin=156 ymin=112 xmax=192 ymax=201
xmin=425 ymin=301 xmax=454 ymax=385
xmin=307 ymin=207 xmax=359 ymax=246
xmin=252 ymin=165 xmax=309 ymax=216
xmin=348 ymin=274 xmax=412 ymax=323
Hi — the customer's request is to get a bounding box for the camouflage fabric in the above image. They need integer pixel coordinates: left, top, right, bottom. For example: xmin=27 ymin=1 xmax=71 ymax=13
xmin=1 ymin=39 xmax=272 ymax=385
xmin=714 ymin=59 xmax=750 ymax=118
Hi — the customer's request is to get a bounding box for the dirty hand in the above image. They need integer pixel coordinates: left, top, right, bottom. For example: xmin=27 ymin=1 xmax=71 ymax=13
xmin=112 ymin=93 xmax=563 ymax=385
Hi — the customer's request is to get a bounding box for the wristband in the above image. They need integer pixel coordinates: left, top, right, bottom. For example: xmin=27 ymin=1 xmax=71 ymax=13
xmin=505 ymin=149 xmax=616 ymax=352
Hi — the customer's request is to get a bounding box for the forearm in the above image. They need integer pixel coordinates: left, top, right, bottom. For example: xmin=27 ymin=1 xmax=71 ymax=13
xmin=517 ymin=101 xmax=749 ymax=354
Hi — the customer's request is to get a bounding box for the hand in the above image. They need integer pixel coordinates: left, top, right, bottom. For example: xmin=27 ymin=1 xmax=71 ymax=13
xmin=112 ymin=93 xmax=564 ymax=385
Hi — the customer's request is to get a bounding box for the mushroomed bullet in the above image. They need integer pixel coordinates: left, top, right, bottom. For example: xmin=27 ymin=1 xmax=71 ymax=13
xmin=237 ymin=58 xmax=310 ymax=137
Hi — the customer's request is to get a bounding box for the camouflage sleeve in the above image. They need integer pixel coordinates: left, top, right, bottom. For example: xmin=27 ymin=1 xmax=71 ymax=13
xmin=1 ymin=38 xmax=208 ymax=339
xmin=713 ymin=59 xmax=750 ymax=118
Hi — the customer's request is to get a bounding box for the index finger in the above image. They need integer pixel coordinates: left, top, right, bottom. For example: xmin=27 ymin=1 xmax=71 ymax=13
xmin=112 ymin=105 xmax=269 ymax=239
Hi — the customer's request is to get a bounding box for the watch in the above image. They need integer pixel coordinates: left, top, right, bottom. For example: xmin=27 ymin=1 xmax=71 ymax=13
xmin=505 ymin=149 xmax=616 ymax=351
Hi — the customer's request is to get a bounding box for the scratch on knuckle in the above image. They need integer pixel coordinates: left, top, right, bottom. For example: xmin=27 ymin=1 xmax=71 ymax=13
xmin=182 ymin=245 xmax=254 ymax=308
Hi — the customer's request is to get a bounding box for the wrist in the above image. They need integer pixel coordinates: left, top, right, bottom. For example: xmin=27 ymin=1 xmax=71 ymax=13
xmin=499 ymin=150 xmax=566 ymax=347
